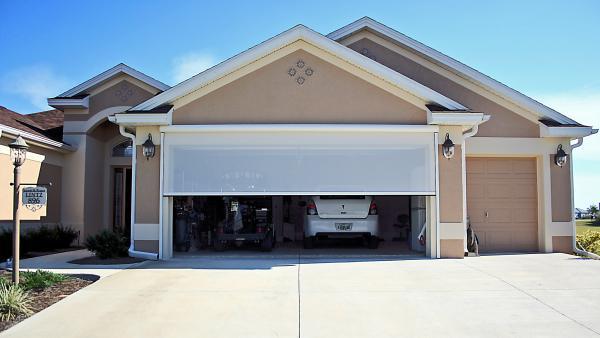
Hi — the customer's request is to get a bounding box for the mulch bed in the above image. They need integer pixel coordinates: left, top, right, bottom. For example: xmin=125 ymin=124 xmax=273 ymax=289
xmin=0 ymin=271 xmax=94 ymax=332
xmin=68 ymin=256 xmax=145 ymax=265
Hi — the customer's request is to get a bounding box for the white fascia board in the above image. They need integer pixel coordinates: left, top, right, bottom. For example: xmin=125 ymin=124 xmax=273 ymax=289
xmin=160 ymin=124 xmax=439 ymax=134
xmin=109 ymin=112 xmax=171 ymax=127
xmin=328 ymin=17 xmax=580 ymax=125
xmin=132 ymin=25 xmax=466 ymax=111
xmin=47 ymin=96 xmax=89 ymax=109
xmin=539 ymin=124 xmax=598 ymax=138
xmin=428 ymin=112 xmax=490 ymax=126
xmin=0 ymin=124 xmax=74 ymax=152
xmin=59 ymin=63 xmax=170 ymax=98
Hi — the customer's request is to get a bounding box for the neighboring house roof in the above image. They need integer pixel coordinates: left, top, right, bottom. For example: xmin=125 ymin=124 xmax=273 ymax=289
xmin=0 ymin=106 xmax=71 ymax=151
xmin=326 ymin=17 xmax=588 ymax=128
xmin=130 ymin=25 xmax=467 ymax=112
xmin=56 ymin=63 xmax=170 ymax=98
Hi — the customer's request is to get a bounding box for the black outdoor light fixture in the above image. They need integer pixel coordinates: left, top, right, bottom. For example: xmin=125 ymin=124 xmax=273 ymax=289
xmin=554 ymin=144 xmax=568 ymax=167
xmin=142 ymin=133 xmax=155 ymax=160
xmin=442 ymin=133 xmax=455 ymax=159
xmin=8 ymin=135 xmax=29 ymax=284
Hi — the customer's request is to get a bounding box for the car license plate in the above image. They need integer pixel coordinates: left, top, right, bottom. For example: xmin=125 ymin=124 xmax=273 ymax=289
xmin=335 ymin=223 xmax=353 ymax=231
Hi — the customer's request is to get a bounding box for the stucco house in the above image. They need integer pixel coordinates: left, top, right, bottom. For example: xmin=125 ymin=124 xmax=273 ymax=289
xmin=1 ymin=17 xmax=596 ymax=259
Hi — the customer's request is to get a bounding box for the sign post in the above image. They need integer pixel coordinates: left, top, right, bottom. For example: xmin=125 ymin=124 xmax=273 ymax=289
xmin=9 ymin=183 xmax=50 ymax=284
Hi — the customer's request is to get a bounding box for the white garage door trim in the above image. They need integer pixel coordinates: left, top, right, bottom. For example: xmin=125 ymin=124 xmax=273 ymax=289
xmin=161 ymin=124 xmax=438 ymax=196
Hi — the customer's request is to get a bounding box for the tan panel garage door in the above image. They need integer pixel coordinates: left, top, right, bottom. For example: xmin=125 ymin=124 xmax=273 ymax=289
xmin=467 ymin=158 xmax=538 ymax=252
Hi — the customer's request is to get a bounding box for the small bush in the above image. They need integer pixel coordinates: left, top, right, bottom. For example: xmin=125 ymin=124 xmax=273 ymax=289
xmin=0 ymin=225 xmax=78 ymax=261
xmin=84 ymin=230 xmax=129 ymax=259
xmin=0 ymin=283 xmax=32 ymax=321
xmin=577 ymin=230 xmax=600 ymax=255
xmin=20 ymin=270 xmax=68 ymax=291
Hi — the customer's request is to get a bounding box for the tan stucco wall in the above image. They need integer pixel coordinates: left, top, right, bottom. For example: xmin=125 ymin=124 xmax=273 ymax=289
xmin=440 ymin=239 xmax=464 ymax=258
xmin=135 ymin=145 xmax=160 ymax=224
xmin=550 ymin=156 xmax=572 ymax=222
xmin=0 ymin=148 xmax=62 ymax=228
xmin=64 ymin=79 xmax=155 ymax=122
xmin=439 ymin=144 xmax=463 ymax=223
xmin=347 ymin=38 xmax=540 ymax=137
xmin=552 ymin=236 xmax=573 ymax=253
xmin=174 ymin=50 xmax=426 ymax=124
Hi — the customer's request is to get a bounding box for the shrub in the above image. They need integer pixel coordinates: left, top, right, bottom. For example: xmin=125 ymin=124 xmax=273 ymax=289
xmin=577 ymin=230 xmax=600 ymax=255
xmin=20 ymin=270 xmax=68 ymax=291
xmin=0 ymin=225 xmax=78 ymax=261
xmin=84 ymin=230 xmax=129 ymax=259
xmin=0 ymin=283 xmax=32 ymax=321
xmin=54 ymin=226 xmax=78 ymax=248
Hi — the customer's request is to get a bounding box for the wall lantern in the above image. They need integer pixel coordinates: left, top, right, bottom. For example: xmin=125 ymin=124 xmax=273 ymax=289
xmin=442 ymin=133 xmax=455 ymax=159
xmin=554 ymin=144 xmax=568 ymax=167
xmin=9 ymin=135 xmax=29 ymax=167
xmin=141 ymin=134 xmax=155 ymax=160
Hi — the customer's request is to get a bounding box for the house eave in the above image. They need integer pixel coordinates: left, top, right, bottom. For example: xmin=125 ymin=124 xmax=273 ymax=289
xmin=47 ymin=96 xmax=90 ymax=109
xmin=539 ymin=125 xmax=598 ymax=138
xmin=328 ymin=17 xmax=581 ymax=126
xmin=0 ymin=124 xmax=74 ymax=152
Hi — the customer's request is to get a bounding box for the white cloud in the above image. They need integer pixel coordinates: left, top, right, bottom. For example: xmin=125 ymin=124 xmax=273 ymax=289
xmin=1 ymin=65 xmax=69 ymax=110
xmin=171 ymin=52 xmax=216 ymax=84
xmin=533 ymin=89 xmax=600 ymax=207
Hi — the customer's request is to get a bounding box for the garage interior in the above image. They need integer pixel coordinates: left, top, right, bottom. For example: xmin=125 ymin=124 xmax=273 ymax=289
xmin=172 ymin=195 xmax=428 ymax=255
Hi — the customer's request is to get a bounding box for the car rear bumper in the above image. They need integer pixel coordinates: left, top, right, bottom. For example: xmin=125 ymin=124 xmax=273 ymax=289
xmin=304 ymin=215 xmax=379 ymax=237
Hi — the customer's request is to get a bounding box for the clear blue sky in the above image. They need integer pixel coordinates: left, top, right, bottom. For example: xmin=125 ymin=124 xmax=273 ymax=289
xmin=0 ymin=0 xmax=598 ymax=207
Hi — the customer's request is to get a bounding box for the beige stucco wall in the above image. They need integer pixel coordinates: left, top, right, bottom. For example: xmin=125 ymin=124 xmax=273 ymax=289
xmin=439 ymin=144 xmax=463 ymax=223
xmin=135 ymin=145 xmax=160 ymax=224
xmin=550 ymin=156 xmax=572 ymax=222
xmin=440 ymin=239 xmax=464 ymax=259
xmin=64 ymin=79 xmax=155 ymax=122
xmin=347 ymin=38 xmax=540 ymax=138
xmin=174 ymin=50 xmax=426 ymax=124
xmin=0 ymin=143 xmax=62 ymax=231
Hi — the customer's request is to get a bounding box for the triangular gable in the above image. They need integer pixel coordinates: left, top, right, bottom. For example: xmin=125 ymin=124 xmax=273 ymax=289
xmin=57 ymin=63 xmax=169 ymax=98
xmin=131 ymin=25 xmax=466 ymax=112
xmin=327 ymin=17 xmax=579 ymax=126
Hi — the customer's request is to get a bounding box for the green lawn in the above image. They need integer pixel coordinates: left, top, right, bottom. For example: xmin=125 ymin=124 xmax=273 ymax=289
xmin=576 ymin=219 xmax=600 ymax=235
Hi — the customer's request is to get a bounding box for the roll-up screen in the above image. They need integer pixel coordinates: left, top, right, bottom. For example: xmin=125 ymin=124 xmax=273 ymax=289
xmin=163 ymin=131 xmax=435 ymax=195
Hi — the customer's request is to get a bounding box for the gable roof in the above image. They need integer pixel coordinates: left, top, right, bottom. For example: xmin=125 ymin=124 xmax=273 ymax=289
xmin=131 ymin=25 xmax=467 ymax=112
xmin=56 ymin=63 xmax=170 ymax=98
xmin=327 ymin=17 xmax=582 ymax=127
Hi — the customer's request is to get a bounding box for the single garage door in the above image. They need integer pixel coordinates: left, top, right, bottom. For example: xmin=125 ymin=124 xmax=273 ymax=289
xmin=466 ymin=157 xmax=538 ymax=252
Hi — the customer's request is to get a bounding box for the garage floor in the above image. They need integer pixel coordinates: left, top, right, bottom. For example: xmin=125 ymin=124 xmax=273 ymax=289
xmin=3 ymin=254 xmax=600 ymax=338
xmin=174 ymin=240 xmax=416 ymax=258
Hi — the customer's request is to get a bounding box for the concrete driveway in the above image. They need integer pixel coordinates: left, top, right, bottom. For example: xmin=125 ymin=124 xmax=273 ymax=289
xmin=2 ymin=253 xmax=600 ymax=337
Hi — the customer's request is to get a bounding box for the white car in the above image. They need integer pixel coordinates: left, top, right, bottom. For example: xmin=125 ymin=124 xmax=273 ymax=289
xmin=303 ymin=195 xmax=379 ymax=249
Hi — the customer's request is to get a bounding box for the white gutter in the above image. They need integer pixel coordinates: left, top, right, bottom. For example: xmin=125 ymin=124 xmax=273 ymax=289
xmin=117 ymin=125 xmax=158 ymax=261
xmin=0 ymin=124 xmax=75 ymax=152
xmin=570 ymin=137 xmax=599 ymax=260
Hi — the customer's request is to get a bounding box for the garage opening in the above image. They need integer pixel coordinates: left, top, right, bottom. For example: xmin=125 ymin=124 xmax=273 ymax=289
xmin=171 ymin=195 xmax=428 ymax=255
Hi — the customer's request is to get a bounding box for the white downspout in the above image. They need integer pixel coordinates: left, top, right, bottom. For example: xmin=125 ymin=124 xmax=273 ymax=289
xmin=570 ymin=137 xmax=600 ymax=259
xmin=117 ymin=125 xmax=158 ymax=260
xmin=461 ymin=121 xmax=484 ymax=254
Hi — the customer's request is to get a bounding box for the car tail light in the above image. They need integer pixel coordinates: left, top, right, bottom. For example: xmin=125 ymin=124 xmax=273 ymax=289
xmin=307 ymin=199 xmax=318 ymax=215
xmin=369 ymin=200 xmax=378 ymax=215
